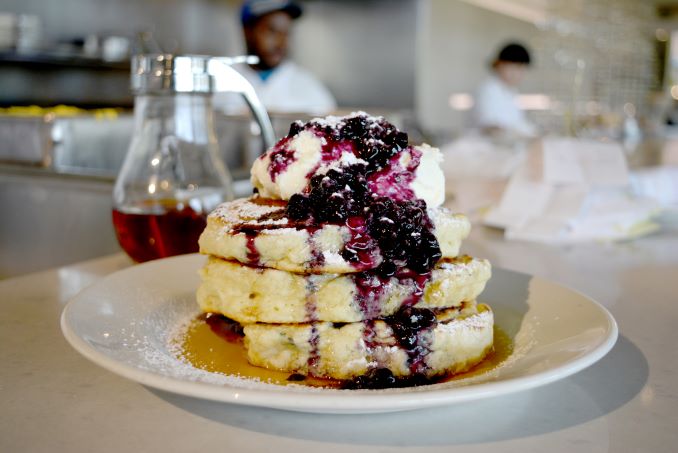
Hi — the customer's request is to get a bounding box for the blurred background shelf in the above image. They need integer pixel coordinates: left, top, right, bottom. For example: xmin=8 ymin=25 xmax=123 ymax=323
xmin=0 ymin=50 xmax=130 ymax=70
xmin=2 ymin=0 xmax=678 ymax=277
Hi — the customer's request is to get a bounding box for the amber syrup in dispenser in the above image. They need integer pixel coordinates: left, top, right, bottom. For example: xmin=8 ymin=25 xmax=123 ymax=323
xmin=112 ymin=54 xmax=234 ymax=262
xmin=112 ymin=200 xmax=207 ymax=262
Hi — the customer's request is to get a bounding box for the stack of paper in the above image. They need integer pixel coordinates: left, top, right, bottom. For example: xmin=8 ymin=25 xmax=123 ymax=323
xmin=440 ymin=135 xmax=528 ymax=213
xmin=483 ymin=137 xmax=661 ymax=244
xmin=630 ymin=166 xmax=678 ymax=208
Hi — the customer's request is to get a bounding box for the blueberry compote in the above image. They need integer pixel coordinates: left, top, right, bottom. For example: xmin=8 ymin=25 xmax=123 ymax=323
xmin=281 ymin=113 xmax=444 ymax=387
xmin=283 ymin=113 xmax=441 ymax=276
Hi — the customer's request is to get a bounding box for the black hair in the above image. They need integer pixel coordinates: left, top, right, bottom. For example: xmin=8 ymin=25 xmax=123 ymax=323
xmin=496 ymin=43 xmax=531 ymax=65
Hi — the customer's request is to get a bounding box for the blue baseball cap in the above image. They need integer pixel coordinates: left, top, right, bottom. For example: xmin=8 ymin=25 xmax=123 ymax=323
xmin=241 ymin=0 xmax=303 ymax=26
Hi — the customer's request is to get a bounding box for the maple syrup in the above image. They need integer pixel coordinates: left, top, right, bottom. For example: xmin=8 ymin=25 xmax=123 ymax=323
xmin=176 ymin=315 xmax=338 ymax=388
xmin=174 ymin=314 xmax=513 ymax=389
xmin=112 ymin=201 xmax=207 ymax=263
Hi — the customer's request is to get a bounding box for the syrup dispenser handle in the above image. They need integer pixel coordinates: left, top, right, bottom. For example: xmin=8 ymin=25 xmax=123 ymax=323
xmin=208 ymin=57 xmax=276 ymax=152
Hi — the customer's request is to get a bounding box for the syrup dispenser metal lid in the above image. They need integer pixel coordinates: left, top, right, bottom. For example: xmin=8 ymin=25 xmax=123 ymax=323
xmin=129 ymin=53 xmax=275 ymax=150
xmin=130 ymin=54 xmax=259 ymax=94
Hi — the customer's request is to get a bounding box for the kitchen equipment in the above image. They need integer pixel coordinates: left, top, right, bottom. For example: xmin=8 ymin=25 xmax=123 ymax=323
xmin=0 ymin=113 xmax=53 ymax=165
xmin=112 ymin=53 xmax=274 ymax=262
xmin=0 ymin=105 xmax=126 ymax=167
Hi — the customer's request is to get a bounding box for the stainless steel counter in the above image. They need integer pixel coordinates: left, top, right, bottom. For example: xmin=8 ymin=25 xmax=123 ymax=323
xmin=0 ymin=163 xmax=251 ymax=278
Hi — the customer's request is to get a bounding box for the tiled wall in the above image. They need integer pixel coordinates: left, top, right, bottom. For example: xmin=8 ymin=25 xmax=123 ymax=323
xmin=532 ymin=0 xmax=659 ymax=135
xmin=416 ymin=0 xmax=662 ymax=138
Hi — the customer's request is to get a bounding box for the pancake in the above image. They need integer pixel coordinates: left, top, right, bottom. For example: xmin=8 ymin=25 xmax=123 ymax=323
xmin=197 ymin=255 xmax=491 ymax=323
xmin=240 ymin=301 xmax=493 ymax=380
xmin=198 ymin=197 xmax=471 ymax=274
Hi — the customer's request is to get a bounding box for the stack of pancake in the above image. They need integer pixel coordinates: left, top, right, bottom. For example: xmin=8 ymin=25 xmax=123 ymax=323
xmin=196 ymin=197 xmax=493 ymax=383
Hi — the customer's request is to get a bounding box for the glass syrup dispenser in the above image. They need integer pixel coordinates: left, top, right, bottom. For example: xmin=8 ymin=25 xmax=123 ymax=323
xmin=112 ymin=54 xmax=274 ymax=262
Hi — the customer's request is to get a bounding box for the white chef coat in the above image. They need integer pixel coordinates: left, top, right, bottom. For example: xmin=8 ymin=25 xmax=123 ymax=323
xmin=214 ymin=60 xmax=337 ymax=115
xmin=473 ymin=75 xmax=536 ymax=137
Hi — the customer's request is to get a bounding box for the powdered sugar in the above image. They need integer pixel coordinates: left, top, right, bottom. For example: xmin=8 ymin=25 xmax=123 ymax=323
xmin=321 ymin=251 xmax=348 ymax=267
xmin=130 ymin=297 xmax=335 ymax=392
xmin=309 ymin=110 xmax=381 ymax=129
xmin=210 ymin=198 xmax=288 ymax=227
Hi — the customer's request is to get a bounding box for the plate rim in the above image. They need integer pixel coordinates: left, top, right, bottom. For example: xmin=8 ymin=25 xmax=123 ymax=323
xmin=60 ymin=254 xmax=618 ymax=414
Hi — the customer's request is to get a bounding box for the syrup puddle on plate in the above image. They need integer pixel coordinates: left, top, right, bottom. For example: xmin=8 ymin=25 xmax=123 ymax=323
xmin=173 ymin=315 xmax=513 ymax=389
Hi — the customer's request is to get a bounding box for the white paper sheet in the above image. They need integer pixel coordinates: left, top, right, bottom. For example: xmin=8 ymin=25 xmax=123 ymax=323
xmin=482 ymin=137 xmax=658 ymax=243
xmin=542 ymin=137 xmax=629 ymax=187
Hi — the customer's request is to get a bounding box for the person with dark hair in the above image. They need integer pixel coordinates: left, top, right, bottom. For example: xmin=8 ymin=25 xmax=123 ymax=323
xmin=473 ymin=42 xmax=537 ymax=137
xmin=217 ymin=0 xmax=336 ymax=114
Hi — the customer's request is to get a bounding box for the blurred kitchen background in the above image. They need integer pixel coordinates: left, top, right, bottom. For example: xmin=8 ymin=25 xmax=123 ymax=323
xmin=2 ymin=0 xmax=678 ymax=277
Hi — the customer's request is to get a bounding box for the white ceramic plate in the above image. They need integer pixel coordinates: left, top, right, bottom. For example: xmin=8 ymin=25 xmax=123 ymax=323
xmin=61 ymin=254 xmax=617 ymax=414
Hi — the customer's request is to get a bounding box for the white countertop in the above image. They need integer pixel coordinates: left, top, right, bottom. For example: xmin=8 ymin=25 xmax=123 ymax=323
xmin=2 ymin=217 xmax=678 ymax=452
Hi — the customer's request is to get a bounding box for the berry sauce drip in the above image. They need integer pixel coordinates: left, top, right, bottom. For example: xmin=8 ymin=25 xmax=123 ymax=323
xmin=367 ymin=147 xmax=422 ymax=202
xmin=267 ymin=136 xmax=295 ymax=182
xmin=280 ymin=113 xmax=443 ymax=382
xmin=307 ymin=325 xmax=320 ymax=373
xmin=306 ymin=226 xmax=325 ymax=269
xmin=342 ymin=309 xmax=441 ymax=390
xmin=304 ymin=279 xmax=319 ymax=322
xmin=361 ymin=319 xmax=380 ymax=364
xmin=388 ymin=307 xmax=438 ymax=375
xmin=352 ymin=273 xmax=389 ymax=319
xmin=396 ymin=269 xmax=431 ymax=307
xmin=305 ymin=139 xmax=354 ymax=181
xmin=243 ymin=232 xmax=260 ymax=266
xmin=342 ymin=216 xmax=380 ymax=271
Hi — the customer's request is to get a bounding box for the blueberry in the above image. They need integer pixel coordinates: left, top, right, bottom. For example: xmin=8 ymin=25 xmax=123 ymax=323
xmin=205 ymin=314 xmax=244 ymax=342
xmin=366 ymin=197 xmax=441 ymax=273
xmin=287 ymin=113 xmax=411 ymax=173
xmin=392 ymin=131 xmax=409 ymax=150
xmin=303 ymin=165 xmax=369 ymax=223
xmin=339 ymin=115 xmax=368 ymax=141
xmin=375 ymin=262 xmax=397 ymax=278
xmin=392 ymin=327 xmax=417 ymax=350
xmin=345 ymin=375 xmax=369 ymax=390
xmin=287 ymin=373 xmax=306 ymax=381
xmin=371 ymin=368 xmax=397 ymax=387
xmin=388 ymin=307 xmax=437 ymax=351
xmin=341 ymin=368 xmax=397 ymax=389
xmin=286 ymin=194 xmax=311 ymax=220
xmin=288 ymin=120 xmax=304 ymax=137
xmin=341 ymin=234 xmax=375 ymax=264
xmin=395 ymin=306 xmax=437 ymax=330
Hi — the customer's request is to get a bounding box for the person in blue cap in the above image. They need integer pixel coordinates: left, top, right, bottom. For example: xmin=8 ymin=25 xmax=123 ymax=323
xmin=224 ymin=0 xmax=336 ymax=114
